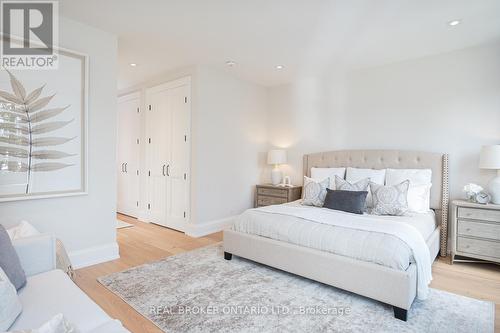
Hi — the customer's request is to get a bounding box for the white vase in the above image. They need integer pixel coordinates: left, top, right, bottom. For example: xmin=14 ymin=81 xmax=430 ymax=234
xmin=271 ymin=166 xmax=282 ymax=185
xmin=489 ymin=170 xmax=500 ymax=204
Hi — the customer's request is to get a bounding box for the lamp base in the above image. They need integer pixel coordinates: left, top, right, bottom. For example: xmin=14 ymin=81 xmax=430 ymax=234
xmin=489 ymin=174 xmax=500 ymax=204
xmin=271 ymin=167 xmax=282 ymax=185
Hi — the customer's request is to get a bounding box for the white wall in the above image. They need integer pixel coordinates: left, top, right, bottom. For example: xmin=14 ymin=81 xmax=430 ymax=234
xmin=0 ymin=18 xmax=118 ymax=268
xmin=193 ymin=66 xmax=267 ymax=231
xmin=268 ymin=42 xmax=500 ymax=199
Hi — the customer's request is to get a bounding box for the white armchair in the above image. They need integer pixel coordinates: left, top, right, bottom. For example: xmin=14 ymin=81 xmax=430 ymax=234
xmin=12 ymin=233 xmax=56 ymax=277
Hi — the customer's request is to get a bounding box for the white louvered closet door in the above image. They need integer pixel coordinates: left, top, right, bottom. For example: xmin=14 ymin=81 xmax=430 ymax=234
xmin=145 ymin=77 xmax=190 ymax=231
xmin=117 ymin=93 xmax=140 ymax=217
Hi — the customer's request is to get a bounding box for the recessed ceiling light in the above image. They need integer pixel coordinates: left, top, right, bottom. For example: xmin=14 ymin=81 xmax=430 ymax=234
xmin=129 ymin=63 xmax=137 ymax=67
xmin=226 ymin=60 xmax=236 ymax=67
xmin=276 ymin=65 xmax=284 ymax=70
xmin=448 ymin=19 xmax=461 ymax=26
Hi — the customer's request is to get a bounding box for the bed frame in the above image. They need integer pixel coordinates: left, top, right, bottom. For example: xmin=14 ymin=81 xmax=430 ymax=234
xmin=224 ymin=150 xmax=449 ymax=321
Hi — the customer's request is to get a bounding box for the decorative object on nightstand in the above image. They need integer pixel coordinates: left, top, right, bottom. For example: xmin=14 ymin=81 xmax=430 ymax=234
xmin=450 ymin=199 xmax=500 ymax=264
xmin=479 ymin=145 xmax=500 ymax=204
xmin=268 ymin=150 xmax=287 ymax=185
xmin=255 ymin=184 xmax=302 ymax=207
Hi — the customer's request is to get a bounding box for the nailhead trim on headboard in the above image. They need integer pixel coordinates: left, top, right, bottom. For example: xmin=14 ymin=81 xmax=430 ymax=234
xmin=440 ymin=154 xmax=449 ymax=257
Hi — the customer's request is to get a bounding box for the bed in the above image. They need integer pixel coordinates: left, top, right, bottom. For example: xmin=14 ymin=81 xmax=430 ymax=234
xmin=223 ymin=150 xmax=449 ymax=321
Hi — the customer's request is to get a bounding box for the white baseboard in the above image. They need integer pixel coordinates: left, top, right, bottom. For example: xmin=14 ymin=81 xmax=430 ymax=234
xmin=186 ymin=215 xmax=236 ymax=238
xmin=69 ymin=242 xmax=120 ymax=269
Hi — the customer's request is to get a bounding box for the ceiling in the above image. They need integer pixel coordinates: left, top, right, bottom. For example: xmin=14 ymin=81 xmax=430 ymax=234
xmin=60 ymin=0 xmax=500 ymax=89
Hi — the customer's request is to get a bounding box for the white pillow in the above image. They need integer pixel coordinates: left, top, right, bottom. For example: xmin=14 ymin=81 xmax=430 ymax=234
xmin=9 ymin=313 xmax=80 ymax=333
xmin=386 ymin=169 xmax=432 ymax=212
xmin=310 ymin=167 xmax=346 ymax=189
xmin=346 ymin=167 xmax=386 ymax=207
xmin=0 ymin=267 xmax=22 ymax=332
xmin=407 ymin=184 xmax=432 ymax=213
xmin=385 ymin=168 xmax=432 ymax=186
xmin=302 ymin=176 xmax=329 ymax=207
xmin=6 ymin=221 xmax=40 ymax=241
xmin=346 ymin=167 xmax=386 ymax=184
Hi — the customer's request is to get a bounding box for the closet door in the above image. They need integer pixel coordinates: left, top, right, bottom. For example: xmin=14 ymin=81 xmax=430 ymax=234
xmin=166 ymin=84 xmax=190 ymax=230
xmin=145 ymin=77 xmax=190 ymax=231
xmin=117 ymin=93 xmax=140 ymax=217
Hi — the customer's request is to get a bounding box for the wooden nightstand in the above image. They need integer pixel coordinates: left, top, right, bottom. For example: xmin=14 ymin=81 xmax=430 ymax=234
xmin=450 ymin=199 xmax=500 ymax=264
xmin=255 ymin=184 xmax=302 ymax=208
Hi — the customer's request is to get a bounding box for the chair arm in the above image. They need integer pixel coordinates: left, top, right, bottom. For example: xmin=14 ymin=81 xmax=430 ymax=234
xmin=12 ymin=233 xmax=57 ymax=277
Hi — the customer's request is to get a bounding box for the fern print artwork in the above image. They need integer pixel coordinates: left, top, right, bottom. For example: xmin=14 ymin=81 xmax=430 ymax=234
xmin=0 ymin=69 xmax=76 ymax=195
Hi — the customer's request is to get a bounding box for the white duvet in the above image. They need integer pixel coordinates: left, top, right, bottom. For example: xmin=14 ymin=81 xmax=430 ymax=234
xmin=231 ymin=202 xmax=435 ymax=300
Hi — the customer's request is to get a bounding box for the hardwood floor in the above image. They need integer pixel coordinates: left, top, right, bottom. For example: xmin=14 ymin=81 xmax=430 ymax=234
xmin=75 ymin=214 xmax=499 ymax=333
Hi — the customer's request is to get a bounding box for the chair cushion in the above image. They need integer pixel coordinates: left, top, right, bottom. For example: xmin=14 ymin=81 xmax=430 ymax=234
xmin=0 ymin=225 xmax=26 ymax=290
xmin=10 ymin=270 xmax=111 ymax=332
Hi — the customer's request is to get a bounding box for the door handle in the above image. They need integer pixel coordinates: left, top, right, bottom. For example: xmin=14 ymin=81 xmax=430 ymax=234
xmin=124 ymin=163 xmax=128 ymax=173
xmin=121 ymin=163 xmax=124 ymax=172
xmin=166 ymin=164 xmax=170 ymax=176
xmin=162 ymin=164 xmax=166 ymax=176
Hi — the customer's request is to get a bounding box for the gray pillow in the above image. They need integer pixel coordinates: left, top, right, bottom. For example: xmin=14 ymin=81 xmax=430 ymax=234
xmin=0 ymin=225 xmax=26 ymax=290
xmin=370 ymin=180 xmax=410 ymax=216
xmin=323 ymin=189 xmax=368 ymax=214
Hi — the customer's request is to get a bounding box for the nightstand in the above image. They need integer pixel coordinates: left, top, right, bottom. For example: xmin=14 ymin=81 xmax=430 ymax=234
xmin=255 ymin=184 xmax=302 ymax=208
xmin=450 ymin=199 xmax=500 ymax=264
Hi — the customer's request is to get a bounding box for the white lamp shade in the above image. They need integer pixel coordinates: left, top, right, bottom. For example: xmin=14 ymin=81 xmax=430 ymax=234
xmin=479 ymin=145 xmax=500 ymax=169
xmin=267 ymin=150 xmax=287 ymax=165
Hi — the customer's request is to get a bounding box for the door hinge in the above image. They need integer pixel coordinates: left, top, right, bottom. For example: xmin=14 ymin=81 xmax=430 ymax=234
xmin=184 ymin=97 xmax=187 ymax=103
xmin=148 ymin=138 xmax=151 ymax=144
xmin=148 ymin=203 xmax=151 ymax=210
xmin=148 ymin=170 xmax=151 ymax=176
xmin=183 ymin=211 xmax=186 ymax=218
xmin=148 ymin=105 xmax=152 ymax=111
xmin=184 ymin=173 xmax=187 ymax=180
xmin=184 ymin=135 xmax=187 ymax=142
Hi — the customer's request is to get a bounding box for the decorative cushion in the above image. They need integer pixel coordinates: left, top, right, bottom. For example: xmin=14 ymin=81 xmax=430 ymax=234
xmin=310 ymin=167 xmax=346 ymax=189
xmin=302 ymin=176 xmax=329 ymax=207
xmin=0 ymin=225 xmax=26 ymax=290
xmin=346 ymin=168 xmax=386 ymax=208
xmin=386 ymin=169 xmax=433 ymax=213
xmin=335 ymin=175 xmax=370 ymax=192
xmin=370 ymin=180 xmax=410 ymax=216
xmin=10 ymin=313 xmax=80 ymax=333
xmin=0 ymin=267 xmax=22 ymax=332
xmin=323 ymin=189 xmax=368 ymax=215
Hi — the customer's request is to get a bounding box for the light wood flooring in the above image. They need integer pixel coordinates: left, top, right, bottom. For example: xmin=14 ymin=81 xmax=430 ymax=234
xmin=74 ymin=214 xmax=500 ymax=333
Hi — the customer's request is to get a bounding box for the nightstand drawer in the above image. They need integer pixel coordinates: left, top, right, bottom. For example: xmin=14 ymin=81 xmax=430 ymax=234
xmin=257 ymin=196 xmax=287 ymax=207
xmin=457 ymin=237 xmax=500 ymax=259
xmin=257 ymin=187 xmax=288 ymax=198
xmin=458 ymin=207 xmax=500 ymax=223
xmin=458 ymin=220 xmax=500 ymax=241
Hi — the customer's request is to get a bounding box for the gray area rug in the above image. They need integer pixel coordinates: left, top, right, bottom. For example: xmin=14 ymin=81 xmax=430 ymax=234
xmin=98 ymin=245 xmax=494 ymax=333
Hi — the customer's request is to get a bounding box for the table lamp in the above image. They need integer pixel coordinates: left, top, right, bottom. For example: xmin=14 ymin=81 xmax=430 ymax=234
xmin=268 ymin=150 xmax=286 ymax=185
xmin=479 ymin=145 xmax=500 ymax=204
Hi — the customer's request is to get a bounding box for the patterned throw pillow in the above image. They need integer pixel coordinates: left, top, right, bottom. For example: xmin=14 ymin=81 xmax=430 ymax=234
xmin=370 ymin=180 xmax=410 ymax=216
xmin=335 ymin=175 xmax=370 ymax=192
xmin=302 ymin=176 xmax=329 ymax=207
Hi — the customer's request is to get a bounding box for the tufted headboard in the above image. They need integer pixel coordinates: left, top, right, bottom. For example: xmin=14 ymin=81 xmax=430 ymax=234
xmin=303 ymin=150 xmax=449 ymax=256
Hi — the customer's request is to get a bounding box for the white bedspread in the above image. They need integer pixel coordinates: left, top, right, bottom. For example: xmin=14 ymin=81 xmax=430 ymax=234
xmin=231 ymin=202 xmax=434 ymax=300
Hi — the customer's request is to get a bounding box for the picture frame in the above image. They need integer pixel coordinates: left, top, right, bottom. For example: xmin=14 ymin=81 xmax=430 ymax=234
xmin=0 ymin=37 xmax=88 ymax=202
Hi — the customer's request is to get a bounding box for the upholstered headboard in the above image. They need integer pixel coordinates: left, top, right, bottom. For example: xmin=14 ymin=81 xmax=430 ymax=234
xmin=303 ymin=150 xmax=449 ymax=256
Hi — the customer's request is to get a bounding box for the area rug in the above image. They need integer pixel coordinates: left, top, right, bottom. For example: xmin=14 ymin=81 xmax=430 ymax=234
xmin=98 ymin=245 xmax=494 ymax=333
xmin=116 ymin=219 xmax=133 ymax=229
